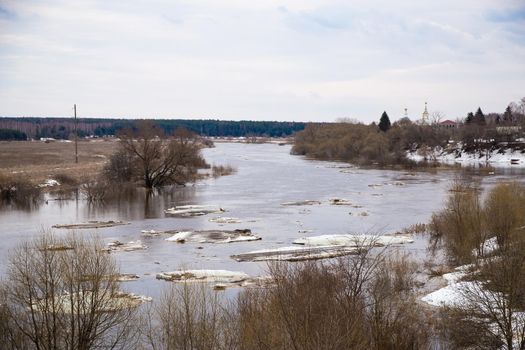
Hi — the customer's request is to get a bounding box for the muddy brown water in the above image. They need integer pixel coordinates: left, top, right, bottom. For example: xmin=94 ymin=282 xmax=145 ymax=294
xmin=1 ymin=143 xmax=524 ymax=299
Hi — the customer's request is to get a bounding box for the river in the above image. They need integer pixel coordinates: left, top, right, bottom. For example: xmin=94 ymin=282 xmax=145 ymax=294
xmin=1 ymin=143 xmax=524 ymax=298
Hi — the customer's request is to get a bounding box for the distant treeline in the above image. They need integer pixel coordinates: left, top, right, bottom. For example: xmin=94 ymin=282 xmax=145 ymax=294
xmin=0 ymin=117 xmax=306 ymax=140
xmin=0 ymin=128 xmax=28 ymax=141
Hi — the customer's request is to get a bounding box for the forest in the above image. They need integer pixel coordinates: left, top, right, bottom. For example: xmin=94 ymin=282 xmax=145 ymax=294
xmin=0 ymin=117 xmax=306 ymax=140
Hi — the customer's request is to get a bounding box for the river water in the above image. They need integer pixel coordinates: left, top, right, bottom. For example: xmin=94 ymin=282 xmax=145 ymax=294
xmin=1 ymin=143 xmax=524 ymax=298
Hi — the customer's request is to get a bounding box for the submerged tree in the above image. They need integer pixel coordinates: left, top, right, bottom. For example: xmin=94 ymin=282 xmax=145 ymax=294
xmin=379 ymin=111 xmax=391 ymax=132
xmin=112 ymin=121 xmax=208 ymax=189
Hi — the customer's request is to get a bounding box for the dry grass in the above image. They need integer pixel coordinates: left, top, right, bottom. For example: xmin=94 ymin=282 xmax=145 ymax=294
xmin=0 ymin=140 xmax=118 ymax=185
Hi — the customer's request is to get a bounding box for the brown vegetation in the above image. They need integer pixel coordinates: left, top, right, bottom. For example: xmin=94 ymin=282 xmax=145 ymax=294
xmin=430 ymin=181 xmax=525 ymax=349
xmin=211 ymin=165 xmax=237 ymax=178
xmin=292 ymin=120 xmax=453 ymax=167
xmin=143 ymin=248 xmax=432 ymax=350
xmin=0 ymin=172 xmax=42 ymax=209
xmin=0 ymin=232 xmax=434 ymax=349
xmin=429 ymin=181 xmax=525 ymax=265
xmin=0 ymin=233 xmax=140 ymax=349
xmin=0 ymin=140 xmax=118 ymax=185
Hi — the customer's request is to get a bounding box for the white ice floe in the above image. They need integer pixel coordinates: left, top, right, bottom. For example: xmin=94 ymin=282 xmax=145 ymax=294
xmin=52 ymin=221 xmax=129 ymax=229
xmin=156 ymin=269 xmax=271 ymax=289
xmin=329 ymin=198 xmax=353 ymax=206
xmin=281 ymin=200 xmax=321 ymax=206
xmin=105 ymin=240 xmax=147 ymax=252
xmin=209 ymin=216 xmax=242 ymax=224
xmin=39 ymin=179 xmax=60 ymax=188
xmin=293 ymin=234 xmax=414 ymax=247
xmin=164 ymin=205 xmax=225 ymax=217
xmin=156 ymin=269 xmax=249 ymax=283
xmin=31 ymin=291 xmax=151 ymax=313
xmin=165 ymin=229 xmax=260 ymax=244
xmin=113 ymin=274 xmax=141 ymax=282
xmin=231 ymin=245 xmax=358 ymax=262
xmin=141 ymin=229 xmax=183 ymax=236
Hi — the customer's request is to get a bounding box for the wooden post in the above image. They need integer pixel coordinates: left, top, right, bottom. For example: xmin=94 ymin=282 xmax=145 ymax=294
xmin=74 ymin=104 xmax=78 ymax=163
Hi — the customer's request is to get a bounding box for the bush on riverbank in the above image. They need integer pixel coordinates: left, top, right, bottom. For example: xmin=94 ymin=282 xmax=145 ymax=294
xmin=0 ymin=232 xmax=433 ymax=349
xmin=292 ymin=121 xmax=454 ymax=167
xmin=429 ymin=181 xmax=525 ymax=265
xmin=429 ymin=181 xmax=525 ymax=349
xmin=0 ymin=172 xmax=42 ymax=209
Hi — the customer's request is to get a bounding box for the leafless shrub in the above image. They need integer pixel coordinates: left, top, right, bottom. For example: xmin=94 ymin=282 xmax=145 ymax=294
xmin=1 ymin=232 xmax=140 ymax=349
xmin=484 ymin=182 xmax=525 ymax=247
xmin=52 ymin=172 xmax=78 ymax=187
xmin=429 ymin=180 xmax=487 ymax=265
xmin=0 ymin=172 xmax=42 ymax=209
xmin=433 ymin=182 xmax=525 ymax=349
xmin=143 ymin=282 xmax=235 ymax=350
xmin=211 ymin=165 xmax=237 ymax=178
xmin=237 ymin=248 xmax=431 ymax=350
xmin=81 ymin=177 xmax=112 ymax=202
xmin=398 ymin=223 xmax=427 ymax=235
xmin=103 ymin=149 xmax=135 ymax=184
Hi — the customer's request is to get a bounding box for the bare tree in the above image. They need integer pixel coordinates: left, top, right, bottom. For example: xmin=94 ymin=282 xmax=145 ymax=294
xmin=1 ymin=232 xmax=140 ymax=350
xmin=430 ymin=111 xmax=445 ymax=125
xmin=115 ymin=121 xmax=207 ymax=188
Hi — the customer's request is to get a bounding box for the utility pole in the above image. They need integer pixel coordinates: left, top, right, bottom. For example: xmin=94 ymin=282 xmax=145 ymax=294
xmin=74 ymin=104 xmax=78 ymax=163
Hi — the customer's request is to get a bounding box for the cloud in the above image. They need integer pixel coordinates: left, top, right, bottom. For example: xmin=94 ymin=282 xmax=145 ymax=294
xmin=0 ymin=0 xmax=524 ymax=122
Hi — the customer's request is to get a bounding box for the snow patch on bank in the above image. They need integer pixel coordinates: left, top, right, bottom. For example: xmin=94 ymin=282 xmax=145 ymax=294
xmin=407 ymin=147 xmax=525 ymax=167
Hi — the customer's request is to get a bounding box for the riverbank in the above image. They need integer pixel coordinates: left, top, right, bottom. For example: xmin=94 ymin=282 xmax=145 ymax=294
xmin=0 ymin=139 xmax=119 ymax=186
xmin=407 ymin=146 xmax=525 ymax=168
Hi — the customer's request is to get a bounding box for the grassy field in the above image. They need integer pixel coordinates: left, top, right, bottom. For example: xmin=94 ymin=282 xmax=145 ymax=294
xmin=0 ymin=140 xmax=119 ymax=185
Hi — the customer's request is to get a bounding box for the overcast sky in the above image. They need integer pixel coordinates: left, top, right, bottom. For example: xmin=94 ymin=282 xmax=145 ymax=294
xmin=0 ymin=0 xmax=524 ymax=122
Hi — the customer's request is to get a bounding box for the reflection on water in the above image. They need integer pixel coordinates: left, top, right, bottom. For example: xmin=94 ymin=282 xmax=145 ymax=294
xmin=81 ymin=186 xmax=198 ymax=220
xmin=1 ymin=143 xmax=525 ymax=299
xmin=0 ymin=192 xmax=43 ymax=212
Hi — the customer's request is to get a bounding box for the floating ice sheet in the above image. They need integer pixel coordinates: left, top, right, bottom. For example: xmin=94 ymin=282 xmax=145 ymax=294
xmin=165 ymin=229 xmax=260 ymax=244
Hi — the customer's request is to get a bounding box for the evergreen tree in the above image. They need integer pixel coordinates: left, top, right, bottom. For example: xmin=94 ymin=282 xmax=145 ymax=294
xmin=503 ymin=105 xmax=513 ymax=124
xmin=474 ymin=107 xmax=486 ymax=126
xmin=378 ymin=111 xmax=391 ymax=132
xmin=465 ymin=112 xmax=474 ymax=124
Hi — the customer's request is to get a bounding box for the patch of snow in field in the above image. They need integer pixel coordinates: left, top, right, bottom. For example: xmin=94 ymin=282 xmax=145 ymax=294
xmin=39 ymin=179 xmax=60 ymax=187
